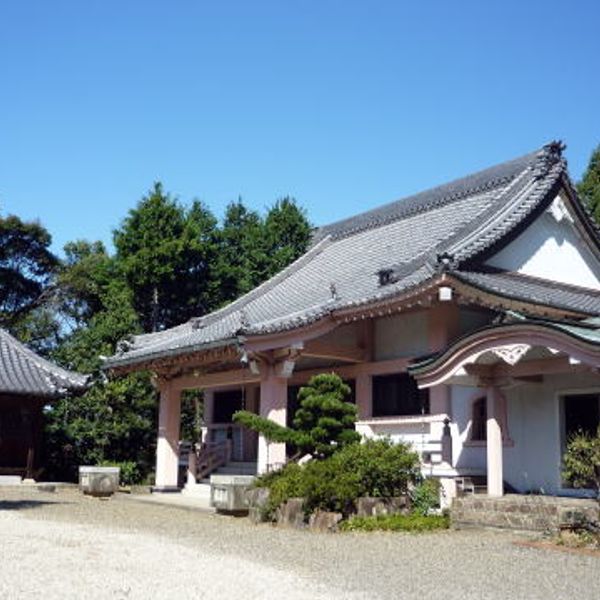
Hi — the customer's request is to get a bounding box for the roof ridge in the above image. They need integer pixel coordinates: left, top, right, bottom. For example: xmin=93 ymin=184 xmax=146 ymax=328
xmin=312 ymin=146 xmax=546 ymax=244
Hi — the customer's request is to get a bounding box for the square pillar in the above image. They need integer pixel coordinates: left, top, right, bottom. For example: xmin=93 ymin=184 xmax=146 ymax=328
xmin=428 ymin=302 xmax=459 ymax=416
xmin=486 ymin=386 xmax=504 ymax=497
xmin=155 ymin=382 xmax=182 ymax=491
xmin=201 ymin=389 xmax=214 ymax=443
xmin=258 ymin=367 xmax=287 ymax=474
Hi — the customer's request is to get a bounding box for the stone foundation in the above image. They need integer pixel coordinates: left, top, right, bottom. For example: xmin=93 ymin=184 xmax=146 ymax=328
xmin=451 ymin=494 xmax=600 ymax=532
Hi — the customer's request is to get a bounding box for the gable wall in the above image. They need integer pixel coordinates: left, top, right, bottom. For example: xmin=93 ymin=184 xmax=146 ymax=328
xmin=486 ymin=193 xmax=600 ymax=290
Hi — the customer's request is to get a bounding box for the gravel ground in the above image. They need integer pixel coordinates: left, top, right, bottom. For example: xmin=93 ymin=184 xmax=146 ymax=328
xmin=1 ymin=487 xmax=599 ymax=600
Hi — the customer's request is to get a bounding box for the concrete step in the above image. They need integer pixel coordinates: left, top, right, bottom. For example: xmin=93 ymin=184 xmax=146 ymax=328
xmin=215 ymin=467 xmax=257 ymax=476
xmin=181 ymin=483 xmax=211 ymax=499
xmin=215 ymin=462 xmax=257 ymax=476
xmin=0 ymin=476 xmax=22 ymax=486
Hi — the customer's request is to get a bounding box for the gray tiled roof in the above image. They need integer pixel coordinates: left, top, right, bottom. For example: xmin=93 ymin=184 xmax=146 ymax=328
xmin=0 ymin=329 xmax=88 ymax=397
xmin=106 ymin=142 xmax=599 ymax=369
xmin=452 ymin=270 xmax=600 ymax=316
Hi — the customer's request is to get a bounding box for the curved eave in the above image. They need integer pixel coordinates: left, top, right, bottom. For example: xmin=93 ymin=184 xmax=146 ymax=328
xmin=447 ymin=273 xmax=599 ymax=318
xmin=105 ymin=271 xmax=598 ymax=375
xmin=104 ymin=337 xmax=240 ymax=375
xmin=409 ymin=321 xmax=600 ymax=388
xmin=0 ymin=378 xmax=90 ymax=400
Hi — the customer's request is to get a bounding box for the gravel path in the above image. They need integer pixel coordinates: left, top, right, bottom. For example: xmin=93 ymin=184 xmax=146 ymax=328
xmin=1 ymin=487 xmax=599 ymax=600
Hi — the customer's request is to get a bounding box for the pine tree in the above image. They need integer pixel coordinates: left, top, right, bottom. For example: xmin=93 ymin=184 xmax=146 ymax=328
xmin=234 ymin=373 xmax=360 ymax=459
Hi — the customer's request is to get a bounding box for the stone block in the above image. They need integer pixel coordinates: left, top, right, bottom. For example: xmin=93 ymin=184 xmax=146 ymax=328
xmin=79 ymin=466 xmax=119 ymax=497
xmin=355 ymin=496 xmax=410 ymax=517
xmin=276 ymin=498 xmax=306 ymax=529
xmin=308 ymin=510 xmax=343 ymax=533
xmin=245 ymin=487 xmax=271 ymax=524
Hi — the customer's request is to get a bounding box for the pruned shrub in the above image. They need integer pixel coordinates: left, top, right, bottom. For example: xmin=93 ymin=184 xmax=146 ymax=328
xmin=340 ymin=513 xmax=449 ymax=533
xmin=255 ymin=438 xmax=421 ymax=518
xmin=562 ymin=426 xmax=600 ymax=501
xmin=234 ymin=373 xmax=360 ymax=459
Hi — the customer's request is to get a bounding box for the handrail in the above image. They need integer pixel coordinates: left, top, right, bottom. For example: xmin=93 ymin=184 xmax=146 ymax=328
xmin=187 ymin=439 xmax=232 ymax=484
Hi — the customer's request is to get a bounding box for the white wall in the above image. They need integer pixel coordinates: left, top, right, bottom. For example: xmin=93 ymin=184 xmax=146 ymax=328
xmin=449 ymin=372 xmax=600 ymax=495
xmin=486 ymin=194 xmax=600 ymax=291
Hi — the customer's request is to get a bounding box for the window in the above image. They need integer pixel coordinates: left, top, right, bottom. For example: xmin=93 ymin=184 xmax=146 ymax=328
xmin=213 ymin=390 xmax=243 ymax=424
xmin=563 ymin=393 xmax=600 ymax=441
xmin=372 ymin=373 xmax=429 ymax=417
xmin=471 ymin=397 xmax=487 ymax=441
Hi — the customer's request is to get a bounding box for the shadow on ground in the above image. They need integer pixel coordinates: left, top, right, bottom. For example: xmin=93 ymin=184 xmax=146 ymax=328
xmin=0 ymin=499 xmax=64 ymax=511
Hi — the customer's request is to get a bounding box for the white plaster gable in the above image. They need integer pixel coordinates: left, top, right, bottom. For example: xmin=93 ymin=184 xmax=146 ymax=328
xmin=486 ymin=193 xmax=600 ymax=291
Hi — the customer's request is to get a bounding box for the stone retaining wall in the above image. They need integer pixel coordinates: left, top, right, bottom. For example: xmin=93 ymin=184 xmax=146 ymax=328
xmin=451 ymin=494 xmax=599 ymax=532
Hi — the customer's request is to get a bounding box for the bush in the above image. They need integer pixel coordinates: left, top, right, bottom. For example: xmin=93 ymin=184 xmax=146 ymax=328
xmin=340 ymin=513 xmax=449 ymax=533
xmin=411 ymin=478 xmax=441 ymax=515
xmin=255 ymin=439 xmax=421 ymax=517
xmin=562 ymin=426 xmax=600 ymax=501
xmin=99 ymin=460 xmax=142 ymax=485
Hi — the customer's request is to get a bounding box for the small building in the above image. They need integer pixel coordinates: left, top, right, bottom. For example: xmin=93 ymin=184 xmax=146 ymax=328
xmin=106 ymin=141 xmax=600 ymax=500
xmin=0 ymin=329 xmax=87 ymax=481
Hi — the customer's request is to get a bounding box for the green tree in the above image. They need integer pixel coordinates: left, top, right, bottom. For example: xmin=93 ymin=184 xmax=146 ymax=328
xmin=234 ymin=373 xmax=360 ymax=459
xmin=214 ymin=197 xmax=311 ymax=306
xmin=113 ymin=182 xmax=219 ymax=331
xmin=215 ymin=199 xmax=266 ymax=304
xmin=0 ymin=214 xmax=58 ymax=333
xmin=44 ymin=372 xmax=157 ymax=482
xmin=58 ymin=240 xmax=113 ymax=327
xmin=263 ymin=197 xmax=311 ymax=278
xmin=578 ymin=144 xmax=600 ymax=225
xmin=46 ymin=257 xmax=157 ymax=482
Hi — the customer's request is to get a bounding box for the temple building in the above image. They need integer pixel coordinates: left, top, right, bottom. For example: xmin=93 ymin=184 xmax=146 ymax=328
xmin=106 ymin=141 xmax=600 ymax=501
xmin=0 ymin=329 xmax=87 ymax=481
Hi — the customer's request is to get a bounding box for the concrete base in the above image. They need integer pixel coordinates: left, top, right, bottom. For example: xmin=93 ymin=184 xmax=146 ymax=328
xmin=151 ymin=486 xmax=181 ymax=493
xmin=452 ymin=494 xmax=600 ymax=532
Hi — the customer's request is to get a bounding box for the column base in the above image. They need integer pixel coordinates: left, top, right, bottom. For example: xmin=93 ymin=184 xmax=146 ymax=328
xmin=151 ymin=486 xmax=180 ymax=494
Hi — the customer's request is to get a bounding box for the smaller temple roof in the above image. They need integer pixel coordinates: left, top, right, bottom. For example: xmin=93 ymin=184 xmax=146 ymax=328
xmin=408 ymin=314 xmax=600 ymax=386
xmin=451 ymin=270 xmax=600 ymax=316
xmin=0 ymin=329 xmax=88 ymax=398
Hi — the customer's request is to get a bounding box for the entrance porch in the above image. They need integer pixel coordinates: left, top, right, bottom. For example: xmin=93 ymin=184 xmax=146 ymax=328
xmin=411 ymin=318 xmax=600 ymax=501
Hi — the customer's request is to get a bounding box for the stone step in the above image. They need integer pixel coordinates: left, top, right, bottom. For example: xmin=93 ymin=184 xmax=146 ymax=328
xmin=0 ymin=476 xmax=22 ymax=486
xmin=215 ymin=467 xmax=257 ymax=476
xmin=214 ymin=462 xmax=257 ymax=475
xmin=181 ymin=483 xmax=211 ymax=499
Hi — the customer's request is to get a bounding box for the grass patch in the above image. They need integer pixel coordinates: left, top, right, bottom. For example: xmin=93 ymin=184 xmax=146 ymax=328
xmin=340 ymin=513 xmax=450 ymax=533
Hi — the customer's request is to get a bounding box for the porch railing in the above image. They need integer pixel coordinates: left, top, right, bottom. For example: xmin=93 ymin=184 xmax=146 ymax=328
xmin=187 ymin=440 xmax=232 ymax=485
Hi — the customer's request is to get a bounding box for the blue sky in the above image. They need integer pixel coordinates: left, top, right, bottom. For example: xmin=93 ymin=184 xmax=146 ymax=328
xmin=1 ymin=1 xmax=599 ymax=254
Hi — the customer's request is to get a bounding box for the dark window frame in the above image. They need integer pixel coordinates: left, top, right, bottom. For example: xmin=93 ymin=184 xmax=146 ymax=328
xmin=470 ymin=396 xmax=487 ymax=441
xmin=371 ymin=372 xmax=430 ymax=417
